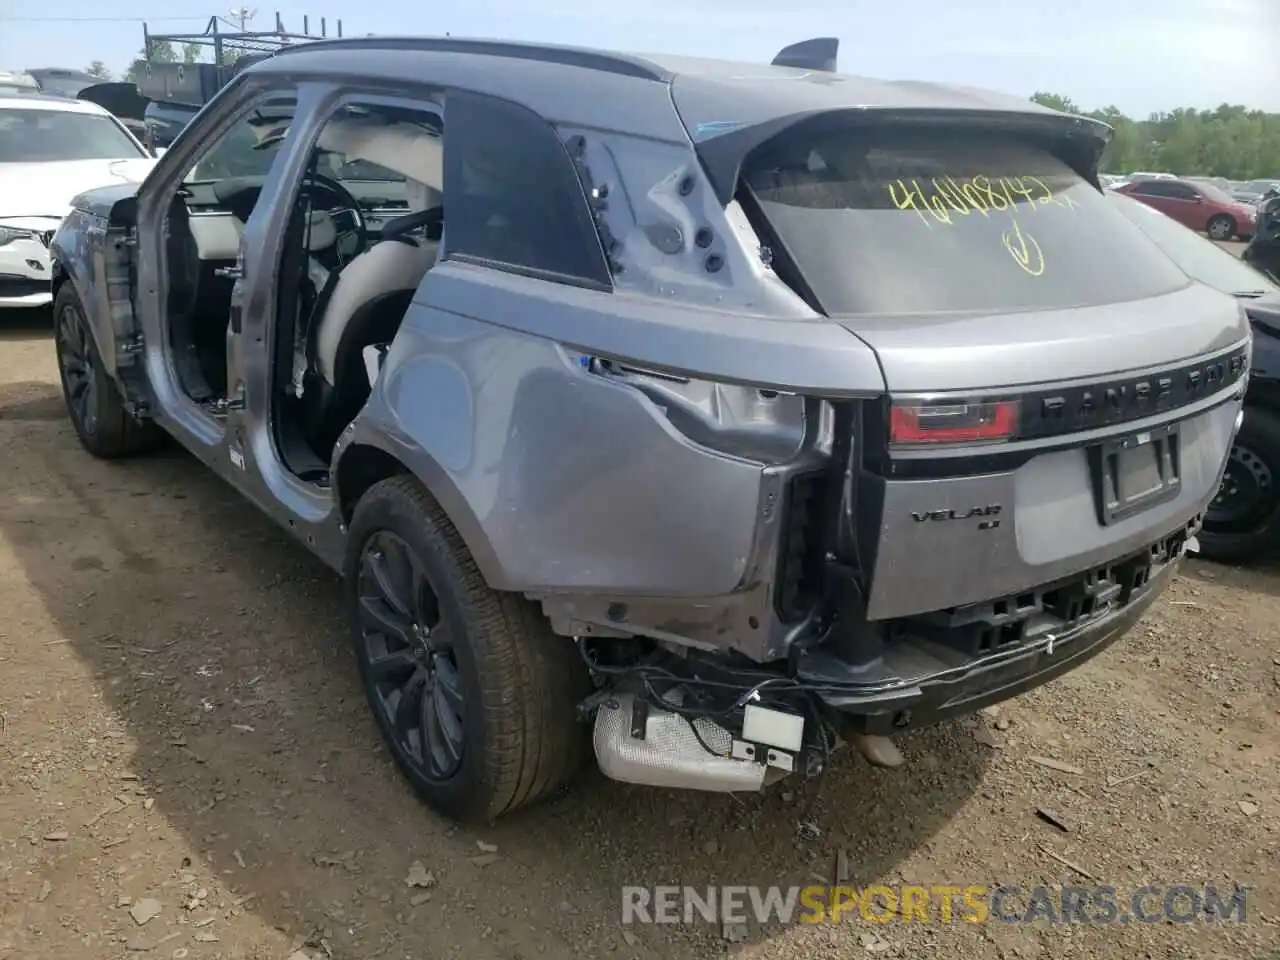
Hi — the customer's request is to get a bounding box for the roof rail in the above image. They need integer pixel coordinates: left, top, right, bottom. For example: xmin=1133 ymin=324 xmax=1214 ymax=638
xmin=770 ymin=37 xmax=838 ymax=72
xmin=269 ymin=35 xmax=670 ymax=82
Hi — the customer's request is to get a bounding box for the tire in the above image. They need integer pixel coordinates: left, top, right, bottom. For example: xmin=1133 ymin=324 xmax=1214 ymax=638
xmin=344 ymin=475 xmax=591 ymax=821
xmin=1206 ymin=215 xmax=1236 ymax=241
xmin=1198 ymin=407 xmax=1280 ymax=565
xmin=53 ymin=284 xmax=163 ymax=459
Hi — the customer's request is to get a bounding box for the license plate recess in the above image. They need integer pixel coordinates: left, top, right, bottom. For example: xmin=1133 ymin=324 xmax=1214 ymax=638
xmin=1089 ymin=423 xmax=1181 ymax=526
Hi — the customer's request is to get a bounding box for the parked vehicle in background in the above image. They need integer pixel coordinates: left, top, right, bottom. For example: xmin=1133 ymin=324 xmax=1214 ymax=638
xmin=143 ymin=100 xmax=199 ymax=150
xmin=0 ymin=94 xmax=156 ymax=309
xmin=48 ymin=35 xmax=1245 ymax=820
xmin=1127 ymin=171 xmax=1177 ymax=181
xmin=0 ymin=70 xmax=39 ymax=95
xmin=1233 ymin=179 xmax=1280 ymax=206
xmin=1245 ymin=192 xmax=1280 ymax=284
xmin=1115 ymin=177 xmax=1257 ymax=240
xmin=1110 ymin=192 xmax=1280 ymax=564
xmin=74 ymin=81 xmax=154 ymax=151
xmin=26 ymin=67 xmax=100 ymax=99
xmin=1099 ymin=173 xmax=1127 ymax=189
xmin=1185 ymin=175 xmax=1233 ymax=194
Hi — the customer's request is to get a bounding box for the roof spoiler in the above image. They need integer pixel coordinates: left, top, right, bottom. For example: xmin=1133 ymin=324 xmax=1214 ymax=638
xmin=771 ymin=37 xmax=838 ymax=72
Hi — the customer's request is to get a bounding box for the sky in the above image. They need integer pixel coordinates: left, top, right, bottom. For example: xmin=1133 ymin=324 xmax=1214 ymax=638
xmin=1 ymin=0 xmax=1277 ymax=117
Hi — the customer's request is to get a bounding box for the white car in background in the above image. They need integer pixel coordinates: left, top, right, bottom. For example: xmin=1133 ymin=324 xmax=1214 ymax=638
xmin=0 ymin=94 xmax=157 ymax=309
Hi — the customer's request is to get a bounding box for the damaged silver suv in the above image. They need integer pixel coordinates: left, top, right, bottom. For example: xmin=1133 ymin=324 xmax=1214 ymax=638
xmin=49 ymin=36 xmax=1249 ymax=821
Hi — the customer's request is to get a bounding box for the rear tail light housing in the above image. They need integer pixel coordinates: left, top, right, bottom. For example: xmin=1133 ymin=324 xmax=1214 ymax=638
xmin=889 ymin=399 xmax=1020 ymax=446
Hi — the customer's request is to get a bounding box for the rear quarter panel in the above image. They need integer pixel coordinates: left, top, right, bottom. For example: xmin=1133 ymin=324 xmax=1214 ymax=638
xmin=338 ymin=301 xmax=771 ymax=597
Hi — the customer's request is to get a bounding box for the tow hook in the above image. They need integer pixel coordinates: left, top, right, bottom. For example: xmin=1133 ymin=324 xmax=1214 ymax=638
xmin=847 ymin=732 xmax=905 ymax=769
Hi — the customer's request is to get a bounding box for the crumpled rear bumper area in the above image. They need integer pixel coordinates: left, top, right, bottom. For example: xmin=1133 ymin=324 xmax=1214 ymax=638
xmin=797 ymin=520 xmax=1192 ymax=734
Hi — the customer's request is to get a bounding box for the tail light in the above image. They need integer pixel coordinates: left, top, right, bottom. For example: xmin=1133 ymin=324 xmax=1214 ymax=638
xmin=889 ymin=400 xmax=1020 ymax=446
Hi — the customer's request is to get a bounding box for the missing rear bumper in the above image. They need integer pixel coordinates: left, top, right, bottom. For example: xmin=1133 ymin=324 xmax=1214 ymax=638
xmin=581 ymin=522 xmax=1191 ymax=789
xmin=804 ymin=534 xmax=1182 ymax=735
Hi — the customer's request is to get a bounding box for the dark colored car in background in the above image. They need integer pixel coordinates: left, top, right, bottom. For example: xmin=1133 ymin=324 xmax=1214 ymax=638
xmin=1110 ymin=192 xmax=1280 ymax=563
xmin=142 ymin=100 xmax=198 ymax=150
xmin=1116 ymin=177 xmax=1257 ymax=241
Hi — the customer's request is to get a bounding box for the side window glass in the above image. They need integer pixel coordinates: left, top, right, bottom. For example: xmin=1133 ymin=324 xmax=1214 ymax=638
xmin=442 ymin=90 xmax=611 ymax=289
xmin=1170 ymin=184 xmax=1197 ymax=200
xmin=182 ymin=96 xmax=297 ymax=196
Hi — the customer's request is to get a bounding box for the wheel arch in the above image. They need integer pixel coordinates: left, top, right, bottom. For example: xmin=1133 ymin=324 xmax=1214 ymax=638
xmin=50 ymin=272 xmax=109 ymax=375
xmin=332 ymin=439 xmax=507 ymax=588
xmin=49 ymin=224 xmax=122 ymax=389
xmin=50 ymin=258 xmax=70 ymax=300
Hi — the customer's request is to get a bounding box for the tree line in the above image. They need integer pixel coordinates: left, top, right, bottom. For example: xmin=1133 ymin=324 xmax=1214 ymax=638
xmin=1033 ymin=92 xmax=1278 ymax=181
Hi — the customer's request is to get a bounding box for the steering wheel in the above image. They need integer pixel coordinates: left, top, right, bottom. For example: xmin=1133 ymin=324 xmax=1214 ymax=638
xmin=300 ymin=172 xmax=368 ymax=257
xmin=379 ymin=206 xmax=444 ymax=245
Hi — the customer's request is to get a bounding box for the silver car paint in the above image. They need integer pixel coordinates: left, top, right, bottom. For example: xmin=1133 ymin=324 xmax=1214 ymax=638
xmin=869 ymin=397 xmax=1237 ymax=620
xmin=839 ymin=282 xmax=1246 ymax=392
xmin=51 ymin=40 xmax=1248 ymax=668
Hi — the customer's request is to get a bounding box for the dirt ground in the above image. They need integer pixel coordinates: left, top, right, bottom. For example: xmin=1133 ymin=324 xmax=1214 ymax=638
xmin=0 ymin=305 xmax=1277 ymax=960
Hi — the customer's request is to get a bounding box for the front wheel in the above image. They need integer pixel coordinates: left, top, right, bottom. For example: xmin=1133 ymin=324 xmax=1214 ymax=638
xmin=53 ymin=284 xmax=162 ymax=459
xmin=344 ymin=476 xmax=591 ymax=821
xmin=1199 ymin=407 xmax=1280 ymax=565
xmin=1206 ymin=215 xmax=1236 ymax=241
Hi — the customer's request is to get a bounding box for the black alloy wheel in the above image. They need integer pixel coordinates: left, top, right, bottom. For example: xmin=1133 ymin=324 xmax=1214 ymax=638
xmin=1198 ymin=407 xmax=1280 ymax=564
xmin=344 ymin=476 xmax=591 ymax=821
xmin=56 ymin=299 xmax=100 ymax=438
xmin=52 ymin=283 xmax=162 ymax=459
xmin=356 ymin=530 xmax=466 ymax=782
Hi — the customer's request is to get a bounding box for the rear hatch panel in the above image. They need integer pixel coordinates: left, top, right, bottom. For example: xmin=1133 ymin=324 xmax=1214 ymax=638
xmin=708 ymin=105 xmax=1250 ymax=627
xmin=865 ymin=378 xmax=1242 ymax=620
xmin=839 ymin=282 xmax=1247 ymax=392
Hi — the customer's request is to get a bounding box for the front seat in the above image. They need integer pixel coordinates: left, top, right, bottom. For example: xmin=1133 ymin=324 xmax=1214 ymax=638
xmin=304 ymin=181 xmax=441 ymax=455
xmin=312 ymin=237 xmax=439 ymax=387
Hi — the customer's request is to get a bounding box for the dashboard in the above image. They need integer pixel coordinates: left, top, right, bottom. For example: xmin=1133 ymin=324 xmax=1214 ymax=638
xmin=180 ymin=176 xmax=413 ymax=261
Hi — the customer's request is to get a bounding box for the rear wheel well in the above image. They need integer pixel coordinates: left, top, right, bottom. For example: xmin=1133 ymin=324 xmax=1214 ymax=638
xmin=336 ymin=444 xmax=410 ymax=524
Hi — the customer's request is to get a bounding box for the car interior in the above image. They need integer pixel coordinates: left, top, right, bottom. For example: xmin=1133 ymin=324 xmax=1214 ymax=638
xmin=160 ymin=101 xmax=445 ymax=486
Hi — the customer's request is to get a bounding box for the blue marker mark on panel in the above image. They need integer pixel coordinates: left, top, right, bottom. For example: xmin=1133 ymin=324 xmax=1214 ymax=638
xmin=693 ymin=120 xmax=751 ymax=142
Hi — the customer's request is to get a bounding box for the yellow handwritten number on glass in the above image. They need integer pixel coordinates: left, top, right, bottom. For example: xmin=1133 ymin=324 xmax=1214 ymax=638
xmin=1001 ymin=220 xmax=1045 ymax=276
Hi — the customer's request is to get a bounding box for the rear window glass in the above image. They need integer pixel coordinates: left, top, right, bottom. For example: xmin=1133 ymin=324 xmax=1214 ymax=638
xmin=741 ymin=123 xmax=1189 ymax=317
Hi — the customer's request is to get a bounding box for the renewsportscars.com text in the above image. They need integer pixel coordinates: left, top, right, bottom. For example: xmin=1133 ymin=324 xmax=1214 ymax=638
xmin=621 ymin=884 xmax=1249 ymax=926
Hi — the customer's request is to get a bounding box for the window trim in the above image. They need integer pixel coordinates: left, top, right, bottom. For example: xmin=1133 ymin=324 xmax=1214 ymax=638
xmin=439 ymin=87 xmax=614 ymax=294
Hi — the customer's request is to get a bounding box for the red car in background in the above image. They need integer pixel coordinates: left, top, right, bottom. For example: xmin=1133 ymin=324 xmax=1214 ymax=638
xmin=1114 ymin=177 xmax=1257 ymax=241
